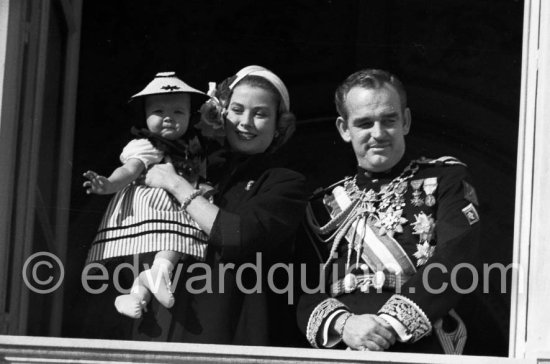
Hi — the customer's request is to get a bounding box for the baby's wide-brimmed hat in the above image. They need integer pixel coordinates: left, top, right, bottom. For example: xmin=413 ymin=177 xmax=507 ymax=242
xmin=130 ymin=71 xmax=206 ymax=100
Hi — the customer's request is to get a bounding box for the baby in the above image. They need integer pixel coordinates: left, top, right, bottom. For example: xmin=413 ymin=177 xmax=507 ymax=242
xmin=83 ymin=72 xmax=208 ymax=319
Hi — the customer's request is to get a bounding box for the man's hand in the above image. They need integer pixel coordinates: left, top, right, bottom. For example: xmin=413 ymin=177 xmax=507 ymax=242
xmin=342 ymin=314 xmax=396 ymax=351
xmin=83 ymin=170 xmax=114 ymax=195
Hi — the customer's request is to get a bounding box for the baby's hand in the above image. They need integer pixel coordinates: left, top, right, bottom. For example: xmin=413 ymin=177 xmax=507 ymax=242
xmin=83 ymin=170 xmax=113 ymax=195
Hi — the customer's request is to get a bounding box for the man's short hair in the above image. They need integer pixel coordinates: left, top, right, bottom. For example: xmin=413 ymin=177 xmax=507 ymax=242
xmin=334 ymin=69 xmax=407 ymax=120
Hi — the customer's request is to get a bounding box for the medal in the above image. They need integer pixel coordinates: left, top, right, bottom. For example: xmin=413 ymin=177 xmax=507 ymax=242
xmin=412 ymin=212 xmax=437 ymax=266
xmin=395 ymin=181 xmax=408 ymax=195
xmin=413 ymin=241 xmax=436 ymax=266
xmin=411 ymin=211 xmax=436 ymax=242
xmin=410 ymin=179 xmax=424 ymax=207
xmin=364 ymin=189 xmax=377 ymax=213
xmin=423 ymin=177 xmax=438 ymax=207
xmin=375 ymin=207 xmax=408 ymax=237
xmin=425 ymin=194 xmax=436 ymax=207
xmin=412 ymin=191 xmax=424 ymax=207
xmin=393 ymin=182 xmax=407 ymax=209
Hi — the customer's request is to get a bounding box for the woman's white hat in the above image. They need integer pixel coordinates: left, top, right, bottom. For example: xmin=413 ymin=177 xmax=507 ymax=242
xmin=130 ymin=71 xmax=205 ymax=99
xmin=229 ymin=65 xmax=290 ymax=112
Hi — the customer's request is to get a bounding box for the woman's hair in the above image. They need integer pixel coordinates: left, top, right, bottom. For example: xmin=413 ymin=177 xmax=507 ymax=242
xmin=231 ymin=75 xmax=296 ymax=152
xmin=234 ymin=75 xmax=281 ymax=107
xmin=198 ymin=67 xmax=296 ymax=153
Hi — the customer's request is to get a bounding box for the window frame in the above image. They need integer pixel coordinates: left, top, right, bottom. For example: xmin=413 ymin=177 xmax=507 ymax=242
xmin=1 ymin=0 xmax=549 ymax=361
xmin=508 ymin=0 xmax=550 ymax=358
xmin=0 ymin=0 xmax=81 ymax=336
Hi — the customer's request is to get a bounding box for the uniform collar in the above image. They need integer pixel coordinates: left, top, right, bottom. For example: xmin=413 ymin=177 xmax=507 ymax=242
xmin=356 ymin=154 xmax=412 ymax=186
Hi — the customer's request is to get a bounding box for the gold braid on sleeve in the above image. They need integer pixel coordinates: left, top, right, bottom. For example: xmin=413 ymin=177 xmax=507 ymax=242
xmin=306 ymin=298 xmax=348 ymax=348
xmin=378 ymin=294 xmax=432 ymax=342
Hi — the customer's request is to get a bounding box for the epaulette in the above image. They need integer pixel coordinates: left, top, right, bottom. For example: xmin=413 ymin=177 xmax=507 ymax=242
xmin=415 ymin=156 xmax=467 ymax=167
xmin=310 ymin=176 xmax=353 ymax=200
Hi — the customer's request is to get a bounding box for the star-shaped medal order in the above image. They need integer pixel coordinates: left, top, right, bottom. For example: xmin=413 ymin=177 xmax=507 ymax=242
xmin=413 ymin=241 xmax=435 ymax=266
xmin=411 ymin=212 xmax=436 ymax=266
xmin=374 ymin=207 xmax=408 ymax=237
xmin=411 ymin=211 xmax=435 ymax=242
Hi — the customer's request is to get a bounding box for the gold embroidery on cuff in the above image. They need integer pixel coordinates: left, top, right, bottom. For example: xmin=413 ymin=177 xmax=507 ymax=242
xmin=378 ymin=294 xmax=432 ymax=342
xmin=306 ymin=298 xmax=347 ymax=348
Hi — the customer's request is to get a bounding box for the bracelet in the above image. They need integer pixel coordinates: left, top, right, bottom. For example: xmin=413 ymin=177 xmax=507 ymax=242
xmin=334 ymin=312 xmax=353 ymax=339
xmin=180 ymin=189 xmax=202 ymax=211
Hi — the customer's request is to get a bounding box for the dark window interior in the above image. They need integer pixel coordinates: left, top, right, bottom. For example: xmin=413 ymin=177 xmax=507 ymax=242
xmin=64 ymin=0 xmax=522 ymax=356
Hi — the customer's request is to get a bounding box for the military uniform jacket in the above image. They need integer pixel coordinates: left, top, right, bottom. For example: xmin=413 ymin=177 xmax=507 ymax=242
xmin=296 ymin=155 xmax=480 ymax=353
xmin=133 ymin=152 xmax=308 ymax=345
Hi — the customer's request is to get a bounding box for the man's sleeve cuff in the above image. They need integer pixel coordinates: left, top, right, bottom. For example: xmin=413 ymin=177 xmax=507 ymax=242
xmin=377 ymin=294 xmax=432 ymax=342
xmin=321 ymin=309 xmax=348 ymax=348
xmin=379 ymin=313 xmax=412 ymax=342
xmin=306 ymin=298 xmax=347 ymax=348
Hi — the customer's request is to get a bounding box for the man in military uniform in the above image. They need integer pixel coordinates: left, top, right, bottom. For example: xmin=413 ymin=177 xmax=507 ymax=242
xmin=296 ymin=69 xmax=480 ymax=353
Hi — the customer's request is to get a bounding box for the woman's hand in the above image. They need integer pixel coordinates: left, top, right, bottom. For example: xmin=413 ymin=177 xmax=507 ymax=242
xmin=342 ymin=314 xmax=396 ymax=351
xmin=146 ymin=160 xmax=219 ymax=236
xmin=144 ymin=162 xmax=180 ymax=192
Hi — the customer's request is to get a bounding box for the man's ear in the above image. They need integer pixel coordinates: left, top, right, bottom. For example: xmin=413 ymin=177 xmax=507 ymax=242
xmin=336 ymin=117 xmax=351 ymax=142
xmin=403 ymin=107 xmax=412 ymax=135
